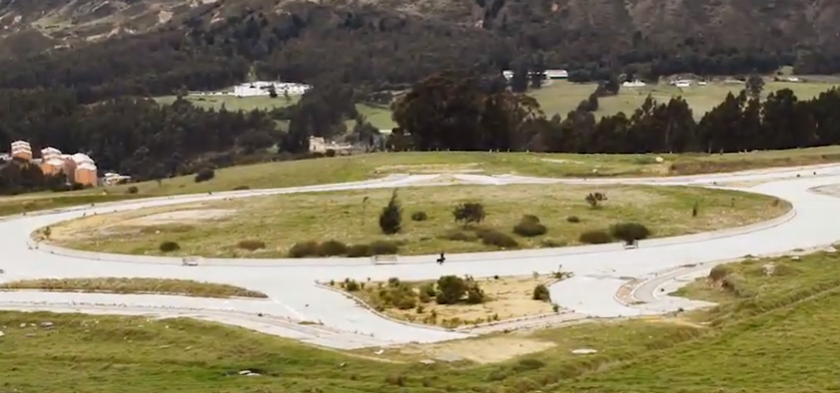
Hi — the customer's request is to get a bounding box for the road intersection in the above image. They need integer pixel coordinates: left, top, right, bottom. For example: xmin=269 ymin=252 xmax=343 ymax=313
xmin=3 ymin=163 xmax=840 ymax=349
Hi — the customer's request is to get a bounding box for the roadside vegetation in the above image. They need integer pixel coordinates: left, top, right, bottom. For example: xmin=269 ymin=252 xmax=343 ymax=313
xmin=0 ymin=278 xmax=268 ymax=299
xmin=43 ymin=184 xmax=789 ymax=258
xmin=2 ymin=251 xmax=838 ymax=392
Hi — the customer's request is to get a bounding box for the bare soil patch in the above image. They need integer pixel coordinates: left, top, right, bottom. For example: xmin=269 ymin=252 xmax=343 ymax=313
xmin=392 ymin=335 xmax=556 ymax=364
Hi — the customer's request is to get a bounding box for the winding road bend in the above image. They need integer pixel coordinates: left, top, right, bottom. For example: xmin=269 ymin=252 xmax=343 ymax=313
xmin=3 ymin=163 xmax=840 ymax=349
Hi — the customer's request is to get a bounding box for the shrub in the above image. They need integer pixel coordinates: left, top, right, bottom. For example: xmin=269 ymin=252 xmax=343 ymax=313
xmin=585 ymin=192 xmax=608 ymax=208
xmin=436 ymin=275 xmax=467 ymax=304
xmin=126 ymin=186 xmax=139 ymax=194
xmin=369 ymin=240 xmax=399 ymax=255
xmin=194 ymin=168 xmax=215 ymax=183
xmin=411 ymin=211 xmax=428 ymax=221
xmin=237 ymin=239 xmax=266 ymax=251
xmin=477 ymin=229 xmax=518 ymax=248
xmin=708 ymin=265 xmax=732 ymax=281
xmin=319 ymin=240 xmax=348 ymax=256
xmin=532 ymin=284 xmax=551 ymax=302
xmin=288 ymin=241 xmax=320 ymax=258
xmin=453 ymin=202 xmax=486 ymax=227
xmin=347 ymin=244 xmax=373 ymax=257
xmin=345 ymin=280 xmax=360 ymax=292
xmin=233 ymin=185 xmax=250 ymax=191
xmin=513 ymin=215 xmax=548 ymax=237
xmin=609 ymin=223 xmax=651 ymax=243
xmin=158 ymin=241 xmax=180 ymax=253
xmin=578 ymin=230 xmax=612 ymax=244
xmin=566 ymin=215 xmax=581 ymax=223
xmin=466 ymin=285 xmax=485 ymax=304
xmin=379 ymin=189 xmax=402 ymax=234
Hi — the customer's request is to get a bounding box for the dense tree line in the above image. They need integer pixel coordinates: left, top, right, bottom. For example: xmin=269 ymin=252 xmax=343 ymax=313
xmin=0 ymin=1 xmax=837 ymax=103
xmin=391 ymin=73 xmax=840 ymax=154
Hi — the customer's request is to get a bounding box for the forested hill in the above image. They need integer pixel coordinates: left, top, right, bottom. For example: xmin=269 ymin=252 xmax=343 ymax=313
xmin=0 ymin=0 xmax=839 ymax=98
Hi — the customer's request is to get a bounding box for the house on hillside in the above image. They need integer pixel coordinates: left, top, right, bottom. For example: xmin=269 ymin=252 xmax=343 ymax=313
xmin=544 ymin=70 xmax=569 ymax=80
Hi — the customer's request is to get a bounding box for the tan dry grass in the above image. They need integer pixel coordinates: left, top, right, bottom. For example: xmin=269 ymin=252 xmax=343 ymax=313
xmin=348 ymin=274 xmax=558 ymax=328
xmin=46 ymin=183 xmax=790 ymax=258
xmin=0 ymin=277 xmax=268 ymax=298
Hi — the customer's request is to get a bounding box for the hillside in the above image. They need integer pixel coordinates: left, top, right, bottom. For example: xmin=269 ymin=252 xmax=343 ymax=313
xmin=0 ymin=0 xmax=838 ymax=97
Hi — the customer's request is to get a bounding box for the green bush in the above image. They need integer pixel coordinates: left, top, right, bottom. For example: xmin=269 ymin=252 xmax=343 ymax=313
xmin=453 ymin=202 xmax=486 ymax=227
xmin=288 ymin=241 xmax=320 ymax=258
xmin=513 ymin=215 xmax=548 ymax=237
xmin=237 ymin=239 xmax=266 ymax=251
xmin=436 ymin=275 xmax=467 ymax=304
xmin=319 ymin=240 xmax=348 ymax=256
xmin=411 ymin=211 xmax=429 ymax=221
xmin=532 ymin=284 xmax=551 ymax=301
xmin=194 ymin=168 xmax=215 ymax=183
xmin=477 ymin=229 xmax=518 ymax=248
xmin=566 ymin=215 xmax=581 ymax=223
xmin=347 ymin=244 xmax=373 ymax=257
xmin=158 ymin=241 xmax=180 ymax=253
xmin=466 ymin=285 xmax=485 ymax=304
xmin=578 ymin=230 xmax=612 ymax=244
xmin=379 ymin=190 xmax=402 ymax=234
xmin=370 ymin=240 xmax=399 ymax=255
xmin=126 ymin=186 xmax=139 ymax=194
xmin=345 ymin=280 xmax=360 ymax=292
xmin=708 ymin=264 xmax=732 ymax=281
xmin=609 ymin=222 xmax=651 ymax=243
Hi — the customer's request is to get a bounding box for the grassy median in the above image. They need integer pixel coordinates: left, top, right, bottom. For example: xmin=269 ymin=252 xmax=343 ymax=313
xmin=45 ymin=184 xmax=790 ymax=258
xmin=0 ymin=277 xmax=268 ymax=299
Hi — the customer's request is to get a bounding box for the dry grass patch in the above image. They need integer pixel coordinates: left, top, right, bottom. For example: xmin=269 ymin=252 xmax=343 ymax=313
xmin=45 ymin=183 xmax=789 ymax=258
xmin=0 ymin=278 xmax=268 ymax=299
xmin=333 ymin=274 xmax=562 ymax=328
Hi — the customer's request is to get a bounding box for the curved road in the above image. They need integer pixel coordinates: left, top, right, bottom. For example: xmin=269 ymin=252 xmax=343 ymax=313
xmin=3 ymin=163 xmax=840 ymax=349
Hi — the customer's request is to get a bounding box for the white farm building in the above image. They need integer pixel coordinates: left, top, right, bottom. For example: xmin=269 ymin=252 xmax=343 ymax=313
xmin=232 ymin=81 xmax=312 ymax=97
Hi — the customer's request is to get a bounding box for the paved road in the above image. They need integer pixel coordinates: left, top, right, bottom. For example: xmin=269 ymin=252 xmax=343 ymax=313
xmin=2 ymin=164 xmax=840 ymax=349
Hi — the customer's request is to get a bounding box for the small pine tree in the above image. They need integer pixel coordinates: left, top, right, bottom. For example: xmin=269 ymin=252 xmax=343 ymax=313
xmin=378 ymin=189 xmax=402 ymax=235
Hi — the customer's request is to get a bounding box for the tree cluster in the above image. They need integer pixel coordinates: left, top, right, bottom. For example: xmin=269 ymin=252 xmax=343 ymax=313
xmin=392 ymin=73 xmax=840 ymax=154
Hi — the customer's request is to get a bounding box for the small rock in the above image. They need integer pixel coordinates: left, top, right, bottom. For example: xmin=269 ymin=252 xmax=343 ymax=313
xmin=19 ymin=323 xmax=26 ymax=328
xmin=791 ymin=256 xmax=801 ymax=261
xmin=374 ymin=349 xmax=385 ymax=355
xmin=419 ymin=359 xmax=436 ymax=365
xmin=246 ymin=373 xmax=261 ymax=377
xmin=571 ymin=348 xmax=598 ymax=355
xmin=40 ymin=322 xmax=53 ymax=328
xmin=826 ymin=246 xmax=837 ymax=253
xmin=763 ymin=262 xmax=776 ymax=277
xmin=338 ymin=362 xmax=347 ymax=368
xmin=0 ymin=331 xmax=5 ymax=338
xmin=238 ymin=370 xmax=251 ymax=375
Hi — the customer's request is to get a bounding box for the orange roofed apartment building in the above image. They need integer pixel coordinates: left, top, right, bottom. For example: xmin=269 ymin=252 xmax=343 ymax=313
xmin=6 ymin=141 xmax=99 ymax=187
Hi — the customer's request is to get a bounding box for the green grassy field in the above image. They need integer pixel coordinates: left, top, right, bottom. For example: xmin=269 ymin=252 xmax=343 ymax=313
xmin=531 ymin=79 xmax=840 ymax=119
xmin=46 ymin=184 xmax=788 ymax=258
xmin=0 ymin=278 xmax=267 ymax=298
xmin=4 ymin=146 xmax=840 ymax=218
xmin=3 ymin=251 xmax=839 ymax=392
xmin=154 ymin=95 xmax=397 ymax=129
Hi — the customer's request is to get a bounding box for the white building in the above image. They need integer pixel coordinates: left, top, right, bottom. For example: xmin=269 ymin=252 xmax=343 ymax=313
xmin=544 ymin=70 xmax=568 ymax=79
xmin=232 ymin=81 xmax=312 ymax=98
xmin=622 ymin=80 xmax=647 ymax=88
